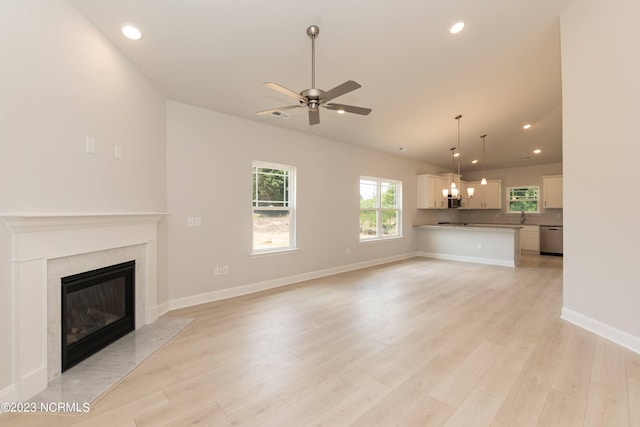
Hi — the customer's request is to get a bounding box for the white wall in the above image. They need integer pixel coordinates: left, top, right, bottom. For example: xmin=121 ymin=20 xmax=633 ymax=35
xmin=166 ymin=101 xmax=433 ymax=303
xmin=0 ymin=0 xmax=167 ymax=395
xmin=561 ymin=0 xmax=640 ymax=347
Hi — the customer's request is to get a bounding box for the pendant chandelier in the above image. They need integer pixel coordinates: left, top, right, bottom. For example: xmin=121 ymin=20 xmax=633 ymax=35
xmin=442 ymin=115 xmax=474 ymax=199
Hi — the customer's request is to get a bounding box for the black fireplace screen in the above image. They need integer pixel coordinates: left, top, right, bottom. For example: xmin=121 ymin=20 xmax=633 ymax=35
xmin=61 ymin=260 xmax=135 ymax=372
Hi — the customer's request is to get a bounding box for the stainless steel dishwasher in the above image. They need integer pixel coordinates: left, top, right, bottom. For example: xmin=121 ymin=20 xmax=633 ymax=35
xmin=540 ymin=225 xmax=563 ymax=256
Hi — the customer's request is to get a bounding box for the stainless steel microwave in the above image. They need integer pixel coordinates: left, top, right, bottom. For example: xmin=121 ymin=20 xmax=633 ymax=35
xmin=448 ymin=198 xmax=461 ymax=208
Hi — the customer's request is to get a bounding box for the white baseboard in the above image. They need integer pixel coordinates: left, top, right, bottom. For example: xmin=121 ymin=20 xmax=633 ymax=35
xmin=16 ymin=367 xmax=47 ymax=402
xmin=167 ymin=253 xmax=417 ymax=312
xmin=155 ymin=301 xmax=171 ymax=318
xmin=0 ymin=384 xmax=16 ymax=403
xmin=561 ymin=307 xmax=640 ymax=355
xmin=417 ymin=251 xmax=516 ymax=268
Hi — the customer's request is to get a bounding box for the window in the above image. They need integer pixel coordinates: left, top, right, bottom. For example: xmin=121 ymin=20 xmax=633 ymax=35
xmin=507 ymin=186 xmax=540 ymax=213
xmin=252 ymin=161 xmax=295 ymax=253
xmin=360 ymin=177 xmax=402 ymax=241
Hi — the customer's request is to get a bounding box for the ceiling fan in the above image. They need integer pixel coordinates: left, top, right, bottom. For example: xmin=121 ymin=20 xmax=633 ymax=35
xmin=257 ymin=25 xmax=372 ymax=125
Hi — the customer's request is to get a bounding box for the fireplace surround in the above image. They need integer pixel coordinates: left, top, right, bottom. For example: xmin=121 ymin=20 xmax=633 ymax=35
xmin=0 ymin=213 xmax=165 ymax=402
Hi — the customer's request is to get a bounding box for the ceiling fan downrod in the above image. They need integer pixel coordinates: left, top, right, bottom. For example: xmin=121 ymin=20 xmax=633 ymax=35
xmin=307 ymin=25 xmax=320 ymax=89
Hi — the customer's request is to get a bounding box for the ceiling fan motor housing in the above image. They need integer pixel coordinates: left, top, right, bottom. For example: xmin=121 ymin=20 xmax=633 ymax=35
xmin=301 ymin=88 xmax=325 ymax=102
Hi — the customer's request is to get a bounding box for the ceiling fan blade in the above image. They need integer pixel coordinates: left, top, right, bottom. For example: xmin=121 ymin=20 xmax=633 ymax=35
xmin=256 ymin=105 xmax=301 ymax=115
xmin=324 ymin=103 xmax=372 ymax=116
xmin=309 ymin=109 xmax=320 ymax=125
xmin=263 ymin=82 xmax=305 ymax=103
xmin=323 ymin=80 xmax=361 ymax=102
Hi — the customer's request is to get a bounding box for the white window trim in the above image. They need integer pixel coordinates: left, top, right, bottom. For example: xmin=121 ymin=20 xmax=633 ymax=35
xmin=252 ymin=161 xmax=296 ymax=254
xmin=506 ymin=185 xmax=541 ymax=214
xmin=359 ymin=176 xmax=403 ymax=242
xmin=249 ymin=248 xmax=301 ymax=258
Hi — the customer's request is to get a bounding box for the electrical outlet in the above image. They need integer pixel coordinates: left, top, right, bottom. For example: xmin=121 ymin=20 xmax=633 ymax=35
xmin=222 ymin=265 xmax=229 ymax=275
xmin=194 ymin=216 xmax=202 ymax=227
xmin=214 ymin=267 xmax=222 ymax=276
xmin=345 ymin=248 xmax=350 ymax=255
xmin=114 ymin=145 xmax=122 ymax=158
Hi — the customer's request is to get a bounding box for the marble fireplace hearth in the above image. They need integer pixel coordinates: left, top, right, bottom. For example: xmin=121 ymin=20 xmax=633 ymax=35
xmin=0 ymin=213 xmax=166 ymax=402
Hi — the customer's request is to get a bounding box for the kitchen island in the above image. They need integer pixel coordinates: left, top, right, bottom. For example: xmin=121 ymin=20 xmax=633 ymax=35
xmin=414 ymin=224 xmax=522 ymax=267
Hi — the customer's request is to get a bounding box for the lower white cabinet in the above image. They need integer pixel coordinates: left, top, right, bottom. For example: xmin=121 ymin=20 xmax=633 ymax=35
xmin=520 ymin=225 xmax=540 ymax=253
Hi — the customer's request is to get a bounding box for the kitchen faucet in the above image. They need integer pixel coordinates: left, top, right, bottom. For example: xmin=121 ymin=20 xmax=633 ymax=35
xmin=520 ymin=210 xmax=526 ymax=224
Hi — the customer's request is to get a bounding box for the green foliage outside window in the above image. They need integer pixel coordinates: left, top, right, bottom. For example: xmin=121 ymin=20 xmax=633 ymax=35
xmin=252 ymin=167 xmax=289 ymax=207
xmin=508 ymin=186 xmax=540 ymax=213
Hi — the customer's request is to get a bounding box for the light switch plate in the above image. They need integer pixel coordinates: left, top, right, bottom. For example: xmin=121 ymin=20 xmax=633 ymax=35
xmin=85 ymin=137 xmax=95 ymax=154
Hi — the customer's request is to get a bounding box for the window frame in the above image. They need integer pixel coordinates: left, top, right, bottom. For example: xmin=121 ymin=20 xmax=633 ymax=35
xmin=251 ymin=161 xmax=296 ymax=254
xmin=506 ymin=185 xmax=540 ymax=214
xmin=359 ymin=176 xmax=402 ymax=242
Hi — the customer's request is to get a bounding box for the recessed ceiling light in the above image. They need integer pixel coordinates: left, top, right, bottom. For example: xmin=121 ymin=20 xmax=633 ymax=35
xmin=122 ymin=24 xmax=143 ymax=40
xmin=472 ymin=159 xmax=478 ymax=164
xmin=453 ymin=152 xmax=460 ymax=157
xmin=523 ymin=124 xmax=532 ymax=129
xmin=336 ymin=109 xmax=346 ymax=115
xmin=450 ymin=22 xmax=465 ymax=34
xmin=533 ymin=149 xmax=542 ymax=154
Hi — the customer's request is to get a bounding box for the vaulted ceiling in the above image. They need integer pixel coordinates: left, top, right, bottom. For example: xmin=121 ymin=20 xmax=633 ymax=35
xmin=70 ymin=0 xmax=572 ymax=172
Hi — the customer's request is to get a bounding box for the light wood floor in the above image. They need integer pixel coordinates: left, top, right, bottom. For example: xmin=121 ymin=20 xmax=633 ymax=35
xmin=2 ymin=254 xmax=639 ymax=426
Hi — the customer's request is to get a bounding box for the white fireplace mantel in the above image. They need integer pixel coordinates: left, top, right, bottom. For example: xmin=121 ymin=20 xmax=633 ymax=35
xmin=1 ymin=212 xmax=167 ymax=402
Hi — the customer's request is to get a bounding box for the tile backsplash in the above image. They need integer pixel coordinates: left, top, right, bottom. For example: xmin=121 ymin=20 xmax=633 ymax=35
xmin=414 ymin=207 xmax=562 ymax=226
xmin=459 ymin=208 xmax=563 ymax=226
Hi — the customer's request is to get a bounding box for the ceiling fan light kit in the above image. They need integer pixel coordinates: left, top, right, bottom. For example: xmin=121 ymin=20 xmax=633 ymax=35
xmin=257 ymin=26 xmax=372 ymax=125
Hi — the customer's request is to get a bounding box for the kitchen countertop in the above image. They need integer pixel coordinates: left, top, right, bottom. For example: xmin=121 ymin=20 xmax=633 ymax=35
xmin=415 ymin=223 xmax=523 ymax=232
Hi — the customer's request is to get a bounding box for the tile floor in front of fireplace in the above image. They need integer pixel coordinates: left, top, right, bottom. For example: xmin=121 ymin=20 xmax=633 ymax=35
xmin=29 ymin=316 xmax=193 ymax=406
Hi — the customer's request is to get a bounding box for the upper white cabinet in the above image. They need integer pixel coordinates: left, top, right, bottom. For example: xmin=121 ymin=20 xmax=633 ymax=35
xmin=463 ymin=179 xmax=502 ymax=209
xmin=459 ymin=181 xmax=470 ymax=209
xmin=417 ymin=174 xmax=448 ymax=209
xmin=542 ymin=175 xmax=563 ymax=208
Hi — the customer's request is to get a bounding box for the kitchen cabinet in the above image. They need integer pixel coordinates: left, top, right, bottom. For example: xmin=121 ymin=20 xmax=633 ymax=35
xmin=459 ymin=181 xmax=470 ymax=209
xmin=417 ymin=174 xmax=448 ymax=209
xmin=542 ymin=175 xmax=563 ymax=208
xmin=520 ymin=225 xmax=540 ymax=253
xmin=462 ymin=179 xmax=502 ymax=209
xmin=458 ymin=181 xmax=479 ymax=209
